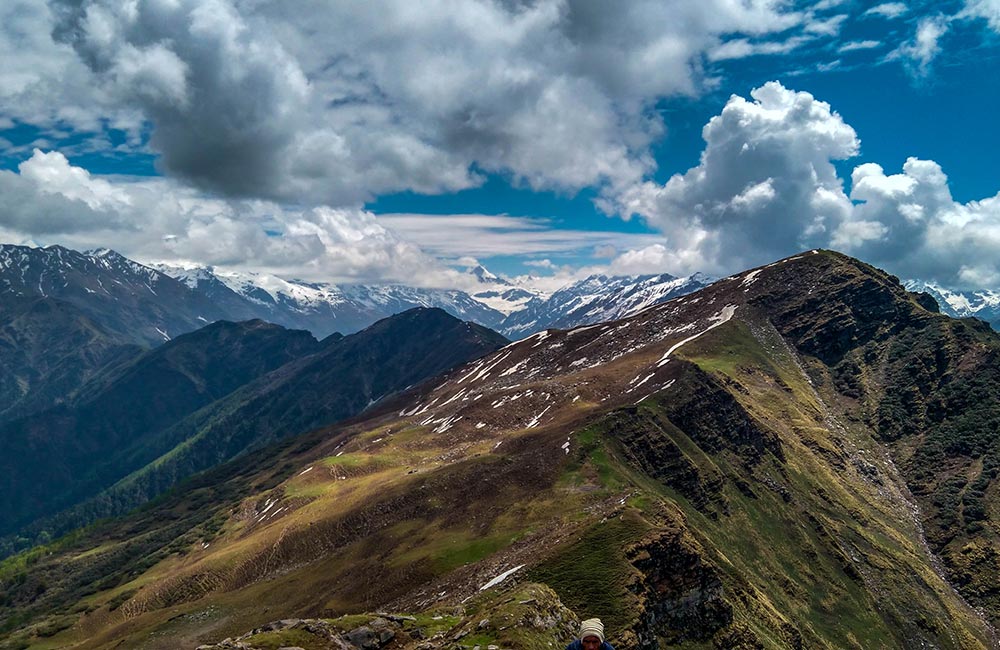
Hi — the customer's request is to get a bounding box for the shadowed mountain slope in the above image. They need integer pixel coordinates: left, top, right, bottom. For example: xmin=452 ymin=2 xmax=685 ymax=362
xmin=0 ymin=245 xmax=228 ymax=418
xmin=0 ymin=308 xmax=507 ymax=557
xmin=5 ymin=251 xmax=1000 ymax=650
xmin=0 ymin=320 xmax=321 ymax=546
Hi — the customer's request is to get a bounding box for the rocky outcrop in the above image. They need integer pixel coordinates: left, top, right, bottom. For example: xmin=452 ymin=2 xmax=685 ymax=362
xmin=194 ymin=584 xmax=578 ymax=650
xmin=626 ymin=529 xmax=733 ymax=649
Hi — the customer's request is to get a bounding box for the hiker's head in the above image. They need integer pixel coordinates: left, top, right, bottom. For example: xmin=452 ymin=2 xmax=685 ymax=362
xmin=579 ymin=618 xmax=604 ymax=648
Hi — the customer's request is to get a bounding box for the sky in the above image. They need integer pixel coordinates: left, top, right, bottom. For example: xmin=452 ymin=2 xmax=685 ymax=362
xmin=1 ymin=0 xmax=1000 ymax=293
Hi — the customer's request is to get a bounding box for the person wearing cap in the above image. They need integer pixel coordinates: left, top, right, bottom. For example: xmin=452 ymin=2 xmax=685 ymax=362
xmin=565 ymin=617 xmax=614 ymax=650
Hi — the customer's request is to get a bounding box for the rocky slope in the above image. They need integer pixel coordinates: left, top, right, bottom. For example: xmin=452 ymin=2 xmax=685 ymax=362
xmin=0 ymin=309 xmax=506 ymax=561
xmin=5 ymin=251 xmax=1000 ymax=650
xmin=0 ymin=320 xmax=321 ymax=549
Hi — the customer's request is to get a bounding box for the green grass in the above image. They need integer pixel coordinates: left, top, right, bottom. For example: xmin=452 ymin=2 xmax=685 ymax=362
xmin=404 ymin=613 xmax=460 ymax=637
xmin=387 ymin=519 xmax=520 ymax=574
xmin=528 ymin=512 xmax=650 ymax=635
xmin=243 ymin=628 xmax=328 ymax=650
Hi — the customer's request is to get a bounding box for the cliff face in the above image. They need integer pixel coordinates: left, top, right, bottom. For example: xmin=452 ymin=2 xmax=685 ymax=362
xmin=745 ymin=252 xmax=1000 ymax=621
xmin=6 ymin=251 xmax=1000 ymax=650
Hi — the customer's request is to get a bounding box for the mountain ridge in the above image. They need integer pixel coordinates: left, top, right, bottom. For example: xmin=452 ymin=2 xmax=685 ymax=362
xmin=0 ymin=307 xmax=507 ymax=559
xmin=7 ymin=250 xmax=1000 ymax=649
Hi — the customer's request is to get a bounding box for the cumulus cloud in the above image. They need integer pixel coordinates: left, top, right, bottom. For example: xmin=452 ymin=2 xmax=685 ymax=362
xmin=615 ymin=82 xmax=857 ymax=275
xmin=841 ymin=159 xmax=1000 ymax=289
xmin=0 ymin=149 xmax=462 ymax=286
xmin=605 ymin=244 xmax=677 ymax=276
xmin=25 ymin=0 xmax=811 ymax=206
xmin=619 ymin=81 xmax=1000 ymax=291
xmin=0 ymin=2 xmax=130 ymax=134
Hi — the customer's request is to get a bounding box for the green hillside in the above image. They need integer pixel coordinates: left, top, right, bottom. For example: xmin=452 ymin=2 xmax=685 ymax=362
xmin=3 ymin=251 xmax=999 ymax=649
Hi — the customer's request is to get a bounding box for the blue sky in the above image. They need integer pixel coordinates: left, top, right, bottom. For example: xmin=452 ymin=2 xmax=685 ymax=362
xmin=1 ymin=0 xmax=999 ymax=291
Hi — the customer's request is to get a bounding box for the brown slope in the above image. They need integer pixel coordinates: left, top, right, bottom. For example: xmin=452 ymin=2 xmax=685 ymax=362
xmin=4 ymin=250 xmax=999 ymax=650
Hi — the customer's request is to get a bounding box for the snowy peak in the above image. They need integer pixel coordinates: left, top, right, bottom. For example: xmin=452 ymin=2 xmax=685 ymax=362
xmin=904 ymin=280 xmax=1000 ymax=327
xmin=464 ymin=263 xmax=547 ymax=316
xmin=470 ymin=264 xmax=506 ymax=285
xmin=151 ymin=263 xmax=507 ymax=337
xmin=0 ymin=244 xmax=229 ymax=351
xmin=498 ymin=271 xmax=712 ymax=338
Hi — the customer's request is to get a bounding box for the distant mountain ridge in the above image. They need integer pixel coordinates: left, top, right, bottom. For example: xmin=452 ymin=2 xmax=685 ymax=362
xmin=152 ymin=261 xmax=715 ymax=339
xmin=905 ymin=279 xmax=1000 ymax=328
xmin=0 ymin=244 xmax=229 ymax=417
xmin=500 ymin=271 xmax=714 ymax=337
xmin=153 ymin=262 xmax=510 ymax=337
xmin=0 ymin=244 xmax=226 ymax=345
xmin=2 ymin=243 xmax=718 ymax=344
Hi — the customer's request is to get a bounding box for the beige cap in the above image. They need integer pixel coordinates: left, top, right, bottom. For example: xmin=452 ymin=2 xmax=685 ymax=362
xmin=579 ymin=618 xmax=604 ymax=643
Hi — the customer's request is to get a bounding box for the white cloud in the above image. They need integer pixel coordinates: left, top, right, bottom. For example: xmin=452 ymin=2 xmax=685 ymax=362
xmin=962 ymin=0 xmax=1000 ymax=31
xmin=592 ymin=244 xmax=618 ymax=259
xmin=838 ymin=158 xmax=1000 ymax=289
xmin=377 ymin=213 xmax=665 ymax=259
xmin=889 ymin=15 xmax=949 ymax=76
xmin=708 ymin=36 xmax=811 ymax=61
xmin=864 ymin=3 xmax=909 ymax=19
xmin=839 ymin=40 xmax=882 ymax=52
xmin=619 ymin=81 xmax=1000 ymax=291
xmin=14 ymin=0 xmax=809 ymax=206
xmin=606 ymin=244 xmax=675 ymax=275
xmin=616 ymin=81 xmax=857 ymax=275
xmin=805 ymin=14 xmax=848 ymax=36
xmin=0 ymin=149 xmax=464 ymax=287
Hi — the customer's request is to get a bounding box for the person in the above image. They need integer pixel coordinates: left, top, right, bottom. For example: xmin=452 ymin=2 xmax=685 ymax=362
xmin=565 ymin=618 xmax=614 ymax=650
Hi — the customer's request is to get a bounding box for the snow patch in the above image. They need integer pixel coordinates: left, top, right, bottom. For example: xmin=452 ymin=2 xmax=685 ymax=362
xmin=656 ymin=305 xmax=738 ymax=367
xmin=740 ymin=269 xmax=762 ymax=289
xmin=480 ymin=565 xmax=525 ymax=591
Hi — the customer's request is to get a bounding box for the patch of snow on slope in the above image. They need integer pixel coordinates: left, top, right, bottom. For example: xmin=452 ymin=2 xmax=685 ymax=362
xmin=656 ymin=305 xmax=738 ymax=367
xmin=480 ymin=565 xmax=525 ymax=591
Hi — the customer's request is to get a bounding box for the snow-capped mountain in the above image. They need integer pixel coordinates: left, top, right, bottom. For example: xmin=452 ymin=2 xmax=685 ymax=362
xmin=152 ymin=264 xmax=508 ymax=337
xmin=905 ymin=280 xmax=1000 ymax=328
xmin=155 ymin=261 xmax=713 ymax=339
xmin=0 ymin=244 xmax=230 ymax=417
xmin=465 ymin=264 xmax=547 ymax=316
xmin=498 ymin=272 xmax=714 ymax=338
xmin=2 ymin=242 xmax=716 ymax=349
xmin=0 ymin=244 xmax=226 ymax=345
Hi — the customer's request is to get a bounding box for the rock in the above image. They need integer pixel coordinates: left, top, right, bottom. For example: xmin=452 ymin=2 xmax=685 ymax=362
xmin=369 ymin=617 xmax=395 ymax=644
xmin=345 ymin=626 xmax=377 ymax=649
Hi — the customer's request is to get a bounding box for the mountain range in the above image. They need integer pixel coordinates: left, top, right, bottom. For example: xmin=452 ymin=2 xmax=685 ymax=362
xmin=905 ymin=279 xmax=1000 ymax=328
xmin=0 ymin=308 xmax=507 ymax=558
xmin=0 ymin=242 xmax=709 ymax=420
xmin=6 ymin=250 xmax=1000 ymax=649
